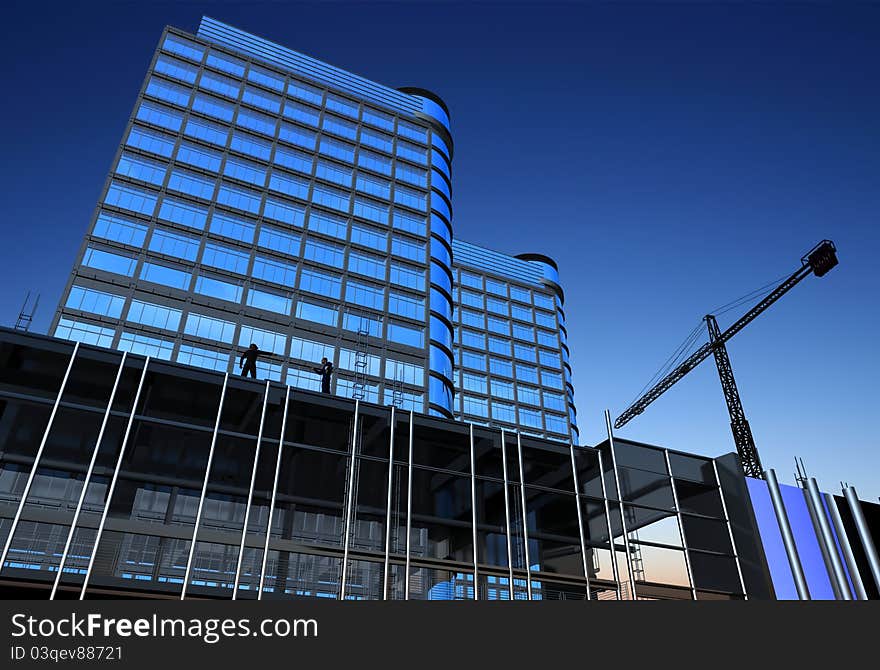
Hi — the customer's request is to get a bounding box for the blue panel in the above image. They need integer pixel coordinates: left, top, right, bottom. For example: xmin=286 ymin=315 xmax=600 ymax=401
xmin=779 ymin=482 xmax=835 ymax=600
xmin=745 ymin=477 xmax=798 ymax=600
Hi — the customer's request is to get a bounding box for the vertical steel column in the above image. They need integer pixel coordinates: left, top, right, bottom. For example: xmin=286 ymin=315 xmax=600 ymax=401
xmin=825 ymin=491 xmax=867 ymax=600
xmin=232 ymin=380 xmax=271 ymax=599
xmin=805 ymin=477 xmax=851 ymax=599
xmin=663 ymin=449 xmax=697 ymax=600
xmin=596 ymin=448 xmax=622 ymax=599
xmin=843 ymin=485 xmax=880 ymax=593
xmin=339 ymin=400 xmax=360 ymax=600
xmin=711 ymin=460 xmax=749 ymax=600
xmin=469 ymin=423 xmax=479 ymax=600
xmin=80 ymin=356 xmax=151 ymax=600
xmin=382 ymin=406 xmax=396 ymax=600
xmin=180 ymin=372 xmax=229 ymax=600
xmin=516 ymin=433 xmax=533 ymax=600
xmin=500 ymin=429 xmax=515 ymax=600
xmin=604 ymin=410 xmax=638 ymax=600
xmin=765 ymin=468 xmax=810 ymax=600
xmin=50 ymin=351 xmax=127 ymax=600
xmin=257 ymin=385 xmax=291 ymax=600
xmin=569 ymin=445 xmax=593 ymax=600
xmin=404 ymin=410 xmax=414 ymax=600
xmin=0 ymin=341 xmax=80 ymax=573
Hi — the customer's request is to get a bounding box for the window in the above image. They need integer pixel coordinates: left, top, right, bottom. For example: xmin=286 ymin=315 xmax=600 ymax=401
xmin=460 ymin=329 xmax=485 ymax=350
xmin=200 ymin=71 xmax=241 ymax=99
xmin=356 ymin=173 xmax=391 ymax=199
xmin=511 ymin=304 xmax=533 ymax=323
xmin=202 ymin=242 xmax=250 ymax=274
xmin=515 ymin=364 xmax=539 ymax=384
xmin=65 ymin=286 xmax=125 ymax=318
xmin=82 ymin=246 xmax=137 ymax=276
xmin=388 ymin=291 xmax=425 ymax=321
xmin=263 ymin=196 xmax=306 ymax=226
xmin=385 ymin=359 xmax=424 ymax=386
xmin=517 ymin=385 xmax=541 ymax=407
xmin=176 ymin=141 xmax=223 ymax=172
xmin=518 ymin=407 xmax=543 ymax=429
xmin=104 ymin=181 xmax=157 ymax=216
xmin=246 ymin=287 xmax=291 ymax=315
xmin=167 ymin=169 xmax=216 ymax=200
xmin=287 ymin=367 xmax=322 ymax=392
xmin=391 ymin=236 xmax=425 ymax=263
xmin=269 ymin=171 xmax=310 ymax=199
xmin=191 ymin=93 xmax=234 ymax=122
xmin=514 ymin=343 xmax=537 ymax=363
xmin=486 ymin=296 xmax=508 ymax=315
xmin=239 ymin=325 xmax=286 ymax=355
xmin=252 ymin=255 xmax=297 ymax=286
xmin=462 ymin=371 xmax=487 ymax=394
xmin=383 ymin=390 xmax=423 ymax=413
xmin=162 ymin=35 xmax=204 ymax=62
xmin=348 ymin=250 xmax=386 ymax=280
xmin=512 ymin=323 xmax=535 ymax=342
xmin=534 ymin=294 xmax=554 ymax=310
xmin=126 ymin=125 xmax=175 ymax=157
xmin=136 ymin=100 xmax=184 ymax=131
xmin=299 ymin=267 xmax=342 ymax=299
xmin=224 ymin=156 xmax=266 ymax=186
xmin=206 ymin=51 xmax=245 ymax=77
xmin=352 ymin=224 xmax=387 ymax=251
xmin=231 ymin=131 xmax=272 ymax=161
xmin=459 ymin=271 xmax=482 ymax=290
xmin=545 ymin=414 xmax=568 ymax=435
xmin=315 ymin=160 xmax=353 ymax=187
xmin=312 ymin=184 xmax=350 ymax=212
xmin=491 ymin=378 xmax=514 ymax=400
xmin=535 ymin=311 xmax=556 ymax=329
xmin=343 ymin=311 xmax=381 ymax=337
xmin=279 ymin=122 xmax=316 ymax=149
xmin=462 ymin=350 xmax=487 ymax=371
xmin=118 ymin=332 xmax=174 ymax=360
xmin=488 ymin=336 xmax=510 ymax=356
xmin=126 ymin=300 xmax=182 ymax=331
xmin=184 ymin=116 xmax=229 ymax=146
xmin=325 ymin=93 xmax=359 ymax=118
xmin=209 ymin=211 xmax=255 ymax=244
xmin=184 ymin=312 xmax=236 ymax=343
xmin=541 ymin=370 xmax=564 ymax=390
xmin=55 ymin=318 xmax=115 ymax=348
xmin=296 ymin=299 xmax=338 ymax=327
xmin=308 ymin=210 xmax=347 ymax=239
xmin=489 ymin=357 xmax=512 ymax=377
xmin=391 ymin=209 xmax=427 ymax=237
xmin=157 ymin=196 xmax=208 ymax=230
xmin=283 ymin=100 xmax=320 ymax=126
xmin=353 ymin=197 xmax=389 ymax=224
xmin=390 ymin=262 xmax=424 ymax=290
xmin=358 ymin=150 xmax=392 ymax=176
xmin=247 ymin=65 xmax=285 ymax=91
xmin=543 ymin=391 xmax=566 ymax=412
xmin=338 ymin=348 xmax=380 ymax=376
xmin=274 ymin=145 xmax=313 ymax=174
xmin=396 ymin=163 xmax=428 ymax=188
xmin=539 ymin=349 xmax=561 ymax=369
xmin=394 ymin=185 xmax=427 ymax=211
xmin=236 ymin=108 xmax=276 ymax=136
xmin=491 ymin=402 xmax=516 ymax=424
xmin=177 ymin=343 xmax=230 ymax=372
xmin=154 ymin=53 xmax=198 ymax=84
xmin=345 ymin=280 xmax=384 ymax=311
xmin=216 ymin=183 xmax=262 ymax=214
xmin=362 ymin=107 xmax=393 ymax=131
xmin=360 ymin=129 xmax=392 ymax=153
xmin=537 ymin=330 xmax=557 ymax=348
xmin=322 ymin=114 xmax=357 ymax=140
xmin=289 ymin=336 xmax=334 ymax=363
xmin=148 ymin=228 xmax=200 ymax=261
xmin=509 ymin=285 xmax=531 ymax=303
xmin=387 ymin=320 xmax=424 ymax=348
xmin=257 ymin=225 xmax=300 ymax=257
xmin=398 ymin=119 xmax=428 ymax=143
xmin=140 ymin=262 xmax=190 ymax=290
xmin=487 ymin=316 xmax=509 ymax=335
xmin=242 ymin=85 xmax=281 ymax=113
xmin=93 ymin=212 xmax=148 ymax=246
xmin=288 ymin=79 xmax=323 ymax=104
xmin=146 ymin=76 xmax=191 ymax=107
xmin=318 ymin=137 xmax=355 ymax=162
xmin=460 ymin=309 xmax=483 ymax=329
xmin=463 ymin=395 xmax=488 ymax=418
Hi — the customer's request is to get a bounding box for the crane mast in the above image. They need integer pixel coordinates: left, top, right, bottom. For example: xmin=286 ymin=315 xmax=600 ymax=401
xmin=614 ymin=240 xmax=838 ymax=479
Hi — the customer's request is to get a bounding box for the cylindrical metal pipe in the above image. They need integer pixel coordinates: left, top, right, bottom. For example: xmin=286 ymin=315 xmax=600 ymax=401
xmin=765 ymin=469 xmax=810 ymax=600
xmin=843 ymin=485 xmax=880 ymax=593
xmin=825 ymin=492 xmax=867 ymax=600
xmin=805 ymin=478 xmax=851 ymax=599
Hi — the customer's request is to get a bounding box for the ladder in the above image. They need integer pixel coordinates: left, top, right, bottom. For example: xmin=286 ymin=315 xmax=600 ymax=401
xmin=351 ymin=312 xmax=370 ymax=401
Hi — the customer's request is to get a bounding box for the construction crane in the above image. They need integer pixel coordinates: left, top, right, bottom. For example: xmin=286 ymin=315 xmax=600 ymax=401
xmin=614 ymin=240 xmax=839 ymax=479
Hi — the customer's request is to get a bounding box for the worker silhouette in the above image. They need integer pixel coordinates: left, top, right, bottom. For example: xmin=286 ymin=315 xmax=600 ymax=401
xmin=314 ymin=357 xmax=334 ymax=394
xmin=239 ymin=343 xmax=262 ymax=379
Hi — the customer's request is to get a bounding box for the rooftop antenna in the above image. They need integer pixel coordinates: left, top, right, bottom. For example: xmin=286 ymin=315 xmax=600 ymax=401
xmin=794 ymin=457 xmax=808 ymax=487
xmin=14 ymin=292 xmax=40 ymax=332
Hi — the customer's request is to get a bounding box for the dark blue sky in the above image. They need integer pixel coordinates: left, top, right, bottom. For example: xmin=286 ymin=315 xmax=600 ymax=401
xmin=2 ymin=2 xmax=877 ymax=498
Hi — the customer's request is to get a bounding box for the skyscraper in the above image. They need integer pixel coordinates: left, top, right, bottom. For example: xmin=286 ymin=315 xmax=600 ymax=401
xmin=50 ymin=16 xmax=577 ymax=442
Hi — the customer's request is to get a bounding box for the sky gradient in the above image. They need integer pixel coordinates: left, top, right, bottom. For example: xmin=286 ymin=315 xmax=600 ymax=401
xmin=1 ymin=2 xmax=877 ymax=499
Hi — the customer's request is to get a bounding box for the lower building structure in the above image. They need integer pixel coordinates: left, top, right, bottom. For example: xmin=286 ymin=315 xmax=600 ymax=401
xmin=0 ymin=327 xmax=877 ymax=600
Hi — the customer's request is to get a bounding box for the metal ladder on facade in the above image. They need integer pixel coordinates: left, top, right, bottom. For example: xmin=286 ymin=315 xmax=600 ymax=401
xmin=390 ymin=369 xmax=404 ymax=409
xmin=351 ymin=312 xmax=370 ymax=401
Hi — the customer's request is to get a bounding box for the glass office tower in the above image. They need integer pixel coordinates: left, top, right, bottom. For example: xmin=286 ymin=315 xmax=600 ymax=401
xmin=451 ymin=240 xmax=578 ymax=444
xmin=49 ymin=16 xmax=575 ymax=437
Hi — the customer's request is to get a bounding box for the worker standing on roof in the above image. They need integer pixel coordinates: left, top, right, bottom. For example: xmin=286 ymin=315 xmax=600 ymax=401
xmin=314 ymin=357 xmax=334 ymax=394
xmin=239 ymin=343 xmax=261 ymax=379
